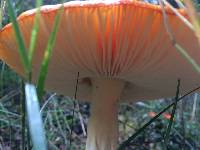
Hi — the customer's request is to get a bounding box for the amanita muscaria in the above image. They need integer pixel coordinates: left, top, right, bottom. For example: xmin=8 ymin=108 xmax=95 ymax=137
xmin=0 ymin=0 xmax=200 ymax=149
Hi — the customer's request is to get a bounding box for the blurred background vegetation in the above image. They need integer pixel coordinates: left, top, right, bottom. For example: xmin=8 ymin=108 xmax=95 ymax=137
xmin=0 ymin=0 xmax=200 ymax=150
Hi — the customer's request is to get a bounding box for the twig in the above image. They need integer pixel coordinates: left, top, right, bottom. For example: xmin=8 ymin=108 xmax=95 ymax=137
xmin=173 ymin=128 xmax=194 ymax=149
xmin=160 ymin=0 xmax=200 ymax=74
xmin=164 ymin=80 xmax=180 ymax=146
xmin=190 ymin=93 xmax=198 ymax=121
xmin=69 ymin=72 xmax=79 ymax=149
xmin=40 ymin=93 xmax=57 ymax=113
xmin=174 ymin=0 xmax=186 ymax=9
xmin=76 ymin=101 xmax=87 ymax=136
xmin=162 ymin=0 xmax=194 ymax=31
xmin=0 ymin=89 xmax=20 ymax=102
xmin=184 ymin=0 xmax=200 ymax=45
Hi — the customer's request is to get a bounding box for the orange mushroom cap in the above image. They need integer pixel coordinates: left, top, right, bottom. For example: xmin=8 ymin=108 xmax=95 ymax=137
xmin=0 ymin=0 xmax=199 ymax=102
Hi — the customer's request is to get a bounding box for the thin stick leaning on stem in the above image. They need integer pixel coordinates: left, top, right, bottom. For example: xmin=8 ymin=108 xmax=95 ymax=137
xmin=159 ymin=0 xmax=200 ymax=74
xmin=184 ymin=0 xmax=200 ymax=45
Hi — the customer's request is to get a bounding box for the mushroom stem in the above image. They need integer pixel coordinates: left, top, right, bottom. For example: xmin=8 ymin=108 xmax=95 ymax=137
xmin=86 ymin=78 xmax=125 ymax=150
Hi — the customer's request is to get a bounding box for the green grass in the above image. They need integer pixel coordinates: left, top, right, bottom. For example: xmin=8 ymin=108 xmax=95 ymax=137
xmin=1 ymin=0 xmax=200 ymax=149
xmin=7 ymin=0 xmax=30 ymax=77
xmin=37 ymin=3 xmax=64 ymax=99
xmin=7 ymin=0 xmax=64 ymax=149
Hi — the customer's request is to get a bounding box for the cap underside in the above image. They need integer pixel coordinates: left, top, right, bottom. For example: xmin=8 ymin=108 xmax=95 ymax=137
xmin=0 ymin=0 xmax=199 ymax=102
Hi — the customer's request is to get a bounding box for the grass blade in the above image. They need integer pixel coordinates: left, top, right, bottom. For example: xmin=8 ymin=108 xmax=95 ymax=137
xmin=70 ymin=72 xmax=80 ymax=148
xmin=174 ymin=43 xmax=200 ymax=74
xmin=164 ymin=79 xmax=180 ymax=146
xmin=28 ymin=0 xmax=43 ymax=81
xmin=25 ymin=83 xmax=47 ymax=150
xmin=37 ymin=5 xmax=63 ymax=99
xmin=7 ymin=0 xmax=30 ymax=75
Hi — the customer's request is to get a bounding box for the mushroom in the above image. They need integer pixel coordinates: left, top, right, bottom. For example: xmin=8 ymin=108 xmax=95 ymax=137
xmin=0 ymin=0 xmax=200 ymax=150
